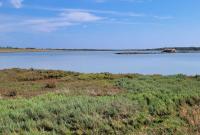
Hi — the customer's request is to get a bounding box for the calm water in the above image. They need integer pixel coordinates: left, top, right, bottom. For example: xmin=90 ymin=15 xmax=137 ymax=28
xmin=0 ymin=51 xmax=200 ymax=75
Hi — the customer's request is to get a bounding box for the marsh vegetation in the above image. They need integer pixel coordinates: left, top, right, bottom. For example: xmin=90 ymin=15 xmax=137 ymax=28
xmin=0 ymin=69 xmax=200 ymax=134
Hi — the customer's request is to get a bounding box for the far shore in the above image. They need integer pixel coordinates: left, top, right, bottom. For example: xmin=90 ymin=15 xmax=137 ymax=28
xmin=1 ymin=47 xmax=200 ymax=54
xmin=0 ymin=48 xmax=50 ymax=53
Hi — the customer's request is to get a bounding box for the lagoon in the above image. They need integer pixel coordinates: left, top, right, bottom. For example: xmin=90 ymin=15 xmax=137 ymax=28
xmin=0 ymin=51 xmax=200 ymax=75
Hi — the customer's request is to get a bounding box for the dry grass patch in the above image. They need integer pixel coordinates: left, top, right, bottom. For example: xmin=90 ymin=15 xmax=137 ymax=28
xmin=58 ymin=80 xmax=122 ymax=96
xmin=180 ymin=104 xmax=200 ymax=133
xmin=0 ymin=69 xmax=123 ymax=98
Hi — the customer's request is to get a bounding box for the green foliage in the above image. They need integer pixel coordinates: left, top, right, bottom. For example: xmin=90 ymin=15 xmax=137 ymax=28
xmin=0 ymin=69 xmax=200 ymax=134
xmin=77 ymin=73 xmax=115 ymax=80
xmin=0 ymin=95 xmax=139 ymax=135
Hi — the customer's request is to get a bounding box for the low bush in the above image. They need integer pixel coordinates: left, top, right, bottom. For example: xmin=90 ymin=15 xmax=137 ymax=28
xmin=45 ymin=82 xmax=56 ymax=89
xmin=6 ymin=90 xmax=17 ymax=97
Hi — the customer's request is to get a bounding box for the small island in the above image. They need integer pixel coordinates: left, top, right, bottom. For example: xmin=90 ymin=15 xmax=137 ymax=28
xmin=162 ymin=48 xmax=176 ymax=53
xmin=115 ymin=47 xmax=200 ymax=55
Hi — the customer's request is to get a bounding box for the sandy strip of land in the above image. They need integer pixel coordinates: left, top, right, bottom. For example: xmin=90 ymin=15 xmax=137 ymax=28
xmin=0 ymin=48 xmax=49 ymax=53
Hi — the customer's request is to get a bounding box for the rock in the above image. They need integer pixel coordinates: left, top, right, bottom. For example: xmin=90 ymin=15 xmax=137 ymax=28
xmin=162 ymin=48 xmax=176 ymax=53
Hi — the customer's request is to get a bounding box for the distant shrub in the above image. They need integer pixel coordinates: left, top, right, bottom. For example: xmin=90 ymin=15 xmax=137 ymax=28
xmin=7 ymin=90 xmax=17 ymax=97
xmin=78 ymin=73 xmax=114 ymax=80
xmin=17 ymin=72 xmax=44 ymax=81
xmin=16 ymin=69 xmax=70 ymax=81
xmin=175 ymin=74 xmax=186 ymax=79
xmin=195 ymin=75 xmax=200 ymax=81
xmin=45 ymin=82 xmax=56 ymax=89
xmin=37 ymin=119 xmax=54 ymax=132
xmin=77 ymin=74 xmax=91 ymax=80
xmin=42 ymin=71 xmax=67 ymax=79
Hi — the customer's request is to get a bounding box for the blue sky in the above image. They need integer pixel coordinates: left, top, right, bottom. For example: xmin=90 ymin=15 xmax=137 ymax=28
xmin=0 ymin=0 xmax=200 ymax=49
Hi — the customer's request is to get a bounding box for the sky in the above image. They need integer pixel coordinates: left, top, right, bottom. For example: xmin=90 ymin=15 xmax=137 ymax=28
xmin=0 ymin=0 xmax=200 ymax=49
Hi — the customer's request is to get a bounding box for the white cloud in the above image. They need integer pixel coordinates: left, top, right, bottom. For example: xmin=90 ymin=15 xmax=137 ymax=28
xmin=26 ymin=20 xmax=73 ymax=32
xmin=0 ymin=5 xmax=173 ymax=33
xmin=10 ymin=0 xmax=23 ymax=8
xmin=60 ymin=11 xmax=102 ymax=22
xmin=0 ymin=11 xmax=103 ymax=32
xmin=31 ymin=7 xmax=145 ymax=17
xmin=27 ymin=11 xmax=102 ymax=32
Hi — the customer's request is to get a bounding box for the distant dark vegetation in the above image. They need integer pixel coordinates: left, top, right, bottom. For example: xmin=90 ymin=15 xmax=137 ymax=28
xmin=116 ymin=47 xmax=200 ymax=54
xmin=0 ymin=69 xmax=200 ymax=134
xmin=1 ymin=46 xmax=200 ymax=52
xmin=0 ymin=46 xmax=38 ymax=50
xmin=154 ymin=47 xmax=200 ymax=53
xmin=155 ymin=47 xmax=200 ymax=51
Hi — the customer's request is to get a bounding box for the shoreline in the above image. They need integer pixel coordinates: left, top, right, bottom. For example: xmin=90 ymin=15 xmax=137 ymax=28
xmin=0 ymin=48 xmax=50 ymax=53
xmin=1 ymin=48 xmax=200 ymax=55
xmin=115 ymin=51 xmax=200 ymax=55
xmin=0 ymin=68 xmax=197 ymax=76
xmin=1 ymin=46 xmax=200 ymax=53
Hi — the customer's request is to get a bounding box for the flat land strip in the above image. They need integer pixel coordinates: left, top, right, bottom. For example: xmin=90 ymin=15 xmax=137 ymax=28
xmin=0 ymin=48 xmax=48 ymax=53
xmin=0 ymin=69 xmax=200 ymax=134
